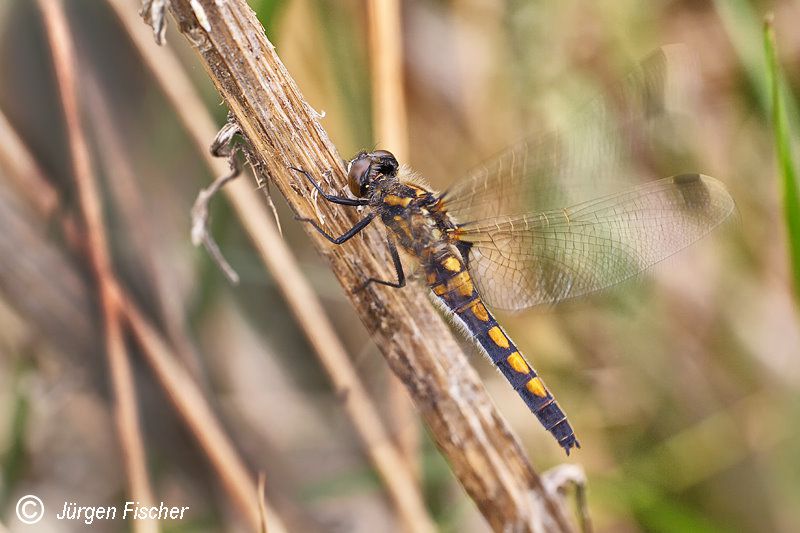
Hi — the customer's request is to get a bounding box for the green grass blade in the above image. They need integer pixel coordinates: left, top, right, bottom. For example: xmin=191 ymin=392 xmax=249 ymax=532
xmin=764 ymin=14 xmax=800 ymax=301
xmin=716 ymin=0 xmax=800 ymax=124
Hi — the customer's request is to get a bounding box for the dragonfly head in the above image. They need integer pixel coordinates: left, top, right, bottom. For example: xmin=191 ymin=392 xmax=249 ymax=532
xmin=346 ymin=150 xmax=399 ymax=197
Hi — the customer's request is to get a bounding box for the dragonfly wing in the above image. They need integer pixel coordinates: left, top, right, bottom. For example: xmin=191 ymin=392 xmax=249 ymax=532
xmin=456 ymin=174 xmax=735 ymax=311
xmin=444 ymin=44 xmax=700 ymax=224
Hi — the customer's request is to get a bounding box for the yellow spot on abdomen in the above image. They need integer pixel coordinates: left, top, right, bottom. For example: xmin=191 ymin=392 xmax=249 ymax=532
xmin=442 ymin=256 xmax=461 ymax=272
xmin=432 ymin=284 xmax=446 ymax=295
xmin=525 ymin=377 xmax=548 ymax=398
xmin=471 ymin=301 xmax=489 ymax=322
xmin=506 ymin=352 xmax=529 ymax=374
xmin=384 ymin=194 xmax=412 ymax=207
xmin=447 ymin=271 xmax=474 ymax=296
xmin=487 ymin=326 xmax=510 ymax=349
xmin=460 ymin=279 xmax=474 ymax=296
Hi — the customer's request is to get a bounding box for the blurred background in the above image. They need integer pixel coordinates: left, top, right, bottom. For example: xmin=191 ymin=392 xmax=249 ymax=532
xmin=0 ymin=0 xmax=798 ymax=531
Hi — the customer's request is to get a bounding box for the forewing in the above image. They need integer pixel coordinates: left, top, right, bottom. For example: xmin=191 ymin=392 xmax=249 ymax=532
xmin=444 ymin=44 xmax=700 ymax=224
xmin=457 ymin=174 xmax=735 ymax=311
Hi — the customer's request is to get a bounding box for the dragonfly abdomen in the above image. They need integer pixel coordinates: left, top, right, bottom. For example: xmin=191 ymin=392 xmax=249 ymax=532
xmin=427 ymin=254 xmax=580 ymax=454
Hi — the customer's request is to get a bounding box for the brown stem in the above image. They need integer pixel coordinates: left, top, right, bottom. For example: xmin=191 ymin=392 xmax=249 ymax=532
xmin=120 ymin=292 xmax=288 ymax=532
xmin=37 ymin=2 xmax=157 ymax=532
xmin=257 ymin=472 xmax=269 ymax=533
xmin=0 ymin=109 xmax=58 ymax=218
xmin=85 ymin=73 xmax=205 ymax=379
xmin=162 ymin=1 xmax=575 ymax=531
xmin=108 ymin=0 xmax=436 ymax=529
xmin=0 ymin=72 xmax=291 ymax=533
xmin=366 ymin=0 xmax=421 ymax=495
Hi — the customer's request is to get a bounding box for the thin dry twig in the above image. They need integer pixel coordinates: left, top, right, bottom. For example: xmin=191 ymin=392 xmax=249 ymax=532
xmin=37 ymin=3 xmax=157 ymax=532
xmin=0 ymin=134 xmax=281 ymax=532
xmin=367 ymin=0 xmax=409 ymax=158
xmin=160 ymin=1 xmax=574 ymax=531
xmin=108 ymin=0 xmax=436 ymax=529
xmin=140 ymin=0 xmax=169 ymax=44
xmin=190 ymin=117 xmax=245 ymax=285
xmin=366 ymin=0 xmax=419 ymax=485
xmin=120 ymin=293 xmax=286 ymax=532
xmin=0 ymin=99 xmax=287 ymax=532
xmin=542 ymin=464 xmax=591 ymax=533
xmin=0 ymin=19 xmax=284 ymax=532
xmin=257 ymin=472 xmax=269 ymax=533
xmin=0 ymin=111 xmax=93 ymax=360
xmin=86 ymin=74 xmax=204 ymax=378
xmin=104 ymin=288 xmax=159 ymax=533
xmin=190 ymin=149 xmax=242 ymax=285
xmin=0 ymin=109 xmax=58 ymax=218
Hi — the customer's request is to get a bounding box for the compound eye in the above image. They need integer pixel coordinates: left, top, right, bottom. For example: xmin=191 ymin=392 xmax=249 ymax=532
xmin=371 ymin=150 xmax=398 ymax=174
xmin=371 ymin=149 xmax=395 ymax=159
xmin=347 ymin=156 xmax=371 ymax=197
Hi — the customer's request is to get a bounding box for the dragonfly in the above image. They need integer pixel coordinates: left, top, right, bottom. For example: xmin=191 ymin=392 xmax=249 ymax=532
xmin=291 ymin=45 xmax=735 ymax=454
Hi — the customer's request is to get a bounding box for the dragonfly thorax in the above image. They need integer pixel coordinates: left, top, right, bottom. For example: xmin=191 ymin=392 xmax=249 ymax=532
xmin=346 ymin=150 xmax=462 ymax=264
xmin=371 ymin=180 xmax=460 ymax=267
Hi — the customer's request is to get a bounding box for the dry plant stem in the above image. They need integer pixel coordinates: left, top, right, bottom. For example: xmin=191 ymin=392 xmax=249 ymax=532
xmin=40 ymin=5 xmax=280 ymax=525
xmin=0 ymin=109 xmax=58 ymax=218
xmin=0 ymin=108 xmax=94 ymax=358
xmin=104 ymin=289 xmax=159 ymax=533
xmin=0 ymin=106 xmax=82 ymax=249
xmin=1 ymin=115 xmax=277 ymax=531
xmin=190 ymin=119 xmax=246 ymax=284
xmin=367 ymin=0 xmax=409 ymax=159
xmin=120 ymin=292 xmax=288 ymax=533
xmin=542 ymin=465 xmax=591 ymax=533
xmin=2 ymin=15 xmax=275 ymax=529
xmin=366 ymin=0 xmax=419 ymax=483
xmin=86 ymin=75 xmax=204 ymax=378
xmin=257 ymin=473 xmax=269 ymax=533
xmin=190 ymin=148 xmax=241 ymax=284
xmin=0 ymin=108 xmax=285 ymax=533
xmin=163 ymin=1 xmax=573 ymax=531
xmin=225 ymin=164 xmax=438 ymax=533
xmin=37 ymin=2 xmax=157 ymax=532
xmin=108 ymin=0 xmax=435 ymax=528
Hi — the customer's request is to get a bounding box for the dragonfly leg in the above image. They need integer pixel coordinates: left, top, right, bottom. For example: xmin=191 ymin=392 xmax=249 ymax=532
xmin=296 ymin=212 xmax=375 ymax=245
xmin=289 ymin=167 xmax=368 ymax=206
xmin=357 ymin=238 xmax=406 ymax=291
